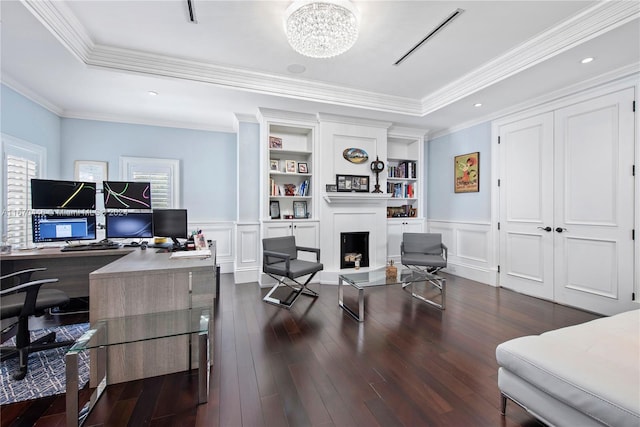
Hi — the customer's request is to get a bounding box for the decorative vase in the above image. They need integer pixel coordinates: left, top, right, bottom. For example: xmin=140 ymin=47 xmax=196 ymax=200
xmin=386 ymin=260 xmax=397 ymax=281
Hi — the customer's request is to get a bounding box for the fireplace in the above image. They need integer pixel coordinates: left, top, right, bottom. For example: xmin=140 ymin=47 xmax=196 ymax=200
xmin=340 ymin=232 xmax=369 ymax=269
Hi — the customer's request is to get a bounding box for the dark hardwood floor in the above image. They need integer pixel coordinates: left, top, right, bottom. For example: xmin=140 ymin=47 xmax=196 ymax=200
xmin=1 ymin=273 xmax=600 ymax=427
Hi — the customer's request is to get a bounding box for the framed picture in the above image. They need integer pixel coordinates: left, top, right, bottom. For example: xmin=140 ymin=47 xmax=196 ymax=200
xmin=293 ymin=201 xmax=307 ymax=219
xmin=269 ymin=136 xmax=282 ymax=149
xmin=74 ymin=160 xmax=107 ymax=183
xmin=270 ymin=200 xmax=280 ymax=219
xmin=336 ymin=174 xmax=369 ymax=192
xmin=454 ymin=152 xmax=480 ymax=193
xmin=298 ymin=162 xmax=308 ymax=173
xmin=270 ymin=160 xmax=280 ymax=171
xmin=285 ymin=160 xmax=297 ymax=173
xmin=326 ymin=184 xmax=337 ymax=192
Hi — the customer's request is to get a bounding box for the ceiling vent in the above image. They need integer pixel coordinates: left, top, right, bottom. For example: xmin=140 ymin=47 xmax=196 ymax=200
xmin=394 ymin=8 xmax=464 ymax=66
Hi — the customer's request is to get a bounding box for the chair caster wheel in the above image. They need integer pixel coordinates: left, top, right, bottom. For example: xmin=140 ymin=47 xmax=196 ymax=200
xmin=12 ymin=367 xmax=27 ymax=380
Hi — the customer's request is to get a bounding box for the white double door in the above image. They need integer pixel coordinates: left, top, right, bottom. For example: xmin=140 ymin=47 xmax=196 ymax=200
xmin=499 ymin=88 xmax=636 ymax=315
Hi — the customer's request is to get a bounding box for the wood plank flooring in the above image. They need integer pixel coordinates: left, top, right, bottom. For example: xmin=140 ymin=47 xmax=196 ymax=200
xmin=1 ymin=273 xmax=600 ymax=426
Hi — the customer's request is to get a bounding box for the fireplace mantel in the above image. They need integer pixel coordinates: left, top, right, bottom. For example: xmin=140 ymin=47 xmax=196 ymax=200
xmin=322 ymin=193 xmax=390 ymax=204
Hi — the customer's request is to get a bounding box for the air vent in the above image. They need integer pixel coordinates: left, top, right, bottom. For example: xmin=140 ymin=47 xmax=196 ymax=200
xmin=394 ymin=8 xmax=464 ymax=66
xmin=187 ymin=0 xmax=197 ymax=23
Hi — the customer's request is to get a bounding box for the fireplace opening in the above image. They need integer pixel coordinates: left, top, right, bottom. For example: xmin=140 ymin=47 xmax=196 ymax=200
xmin=340 ymin=232 xmax=369 ymax=269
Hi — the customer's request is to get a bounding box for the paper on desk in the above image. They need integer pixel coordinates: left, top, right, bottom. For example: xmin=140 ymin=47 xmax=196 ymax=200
xmin=169 ymin=249 xmax=211 ymax=259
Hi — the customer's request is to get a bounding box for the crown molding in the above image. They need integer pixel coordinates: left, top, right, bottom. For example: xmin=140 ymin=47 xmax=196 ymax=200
xmin=317 ymin=113 xmax=392 ymax=129
xmin=1 ymin=73 xmax=64 ymax=116
xmin=62 ymin=110 xmax=236 ymax=133
xmin=420 ymin=1 xmax=640 ymax=116
xmin=428 ymin=64 xmax=640 ymax=140
xmin=20 ymin=0 xmax=640 ymax=123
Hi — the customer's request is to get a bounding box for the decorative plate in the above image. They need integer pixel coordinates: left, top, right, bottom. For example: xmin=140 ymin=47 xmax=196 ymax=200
xmin=343 ymin=148 xmax=369 ymax=164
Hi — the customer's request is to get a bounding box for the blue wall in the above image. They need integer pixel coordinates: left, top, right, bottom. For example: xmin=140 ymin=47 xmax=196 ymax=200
xmin=427 ymin=122 xmax=492 ymax=222
xmin=60 ymin=118 xmax=237 ymax=222
xmin=1 ymin=84 xmax=61 ymax=178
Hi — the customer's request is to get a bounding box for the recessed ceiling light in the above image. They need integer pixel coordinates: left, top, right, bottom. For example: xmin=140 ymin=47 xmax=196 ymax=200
xmin=148 ymin=91 xmax=158 ymax=96
xmin=581 ymin=57 xmax=594 ymax=64
xmin=474 ymin=103 xmax=482 ymax=107
xmin=287 ymin=64 xmax=306 ymax=74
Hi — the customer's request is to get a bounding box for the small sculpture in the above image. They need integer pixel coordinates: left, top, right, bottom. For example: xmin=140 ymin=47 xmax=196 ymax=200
xmin=386 ymin=259 xmax=397 ymax=281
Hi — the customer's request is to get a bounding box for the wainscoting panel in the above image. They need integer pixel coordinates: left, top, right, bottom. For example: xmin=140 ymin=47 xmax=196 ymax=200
xmin=428 ymin=220 xmax=497 ymax=286
xmin=235 ymin=222 xmax=260 ymax=284
xmin=192 ymin=221 xmax=234 ymax=274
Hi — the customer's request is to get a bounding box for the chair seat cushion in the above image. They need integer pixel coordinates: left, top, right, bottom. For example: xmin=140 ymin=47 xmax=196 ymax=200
xmin=264 ymin=259 xmax=324 ymax=279
xmin=401 ymin=253 xmax=446 ymax=267
xmin=0 ymin=289 xmax=69 ymax=318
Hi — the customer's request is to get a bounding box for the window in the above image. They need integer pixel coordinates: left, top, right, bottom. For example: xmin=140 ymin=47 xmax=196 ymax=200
xmin=1 ymin=134 xmax=46 ymax=249
xmin=120 ymin=156 xmax=180 ymax=208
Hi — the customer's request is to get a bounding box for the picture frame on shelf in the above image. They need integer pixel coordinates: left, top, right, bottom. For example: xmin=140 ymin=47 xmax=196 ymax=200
xmin=293 ymin=201 xmax=307 ymax=219
xmin=270 ymin=160 xmax=279 ymax=171
xmin=336 ymin=174 xmax=369 ymax=192
xmin=326 ymin=184 xmax=337 ymax=192
xmin=285 ymin=160 xmax=297 ymax=173
xmin=269 ymin=136 xmax=282 ymax=149
xmin=297 ymin=162 xmax=308 ymax=173
xmin=270 ymin=201 xmax=281 ymax=219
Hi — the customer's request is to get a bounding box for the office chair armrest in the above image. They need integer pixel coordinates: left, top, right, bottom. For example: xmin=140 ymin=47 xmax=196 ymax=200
xmin=0 ymin=278 xmax=59 ymax=296
xmin=1 ymin=267 xmax=47 ymax=282
xmin=297 ymin=246 xmax=320 ymax=262
xmin=441 ymin=243 xmax=448 ymax=259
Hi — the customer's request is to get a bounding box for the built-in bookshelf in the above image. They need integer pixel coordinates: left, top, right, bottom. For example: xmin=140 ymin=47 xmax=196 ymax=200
xmin=386 ymin=130 xmax=424 ymax=219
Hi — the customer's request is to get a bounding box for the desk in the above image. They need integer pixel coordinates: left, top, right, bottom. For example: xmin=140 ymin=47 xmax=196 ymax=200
xmin=0 ymin=247 xmax=131 ymax=298
xmin=66 ymin=307 xmax=211 ymax=427
xmin=88 ymin=247 xmax=216 ymax=385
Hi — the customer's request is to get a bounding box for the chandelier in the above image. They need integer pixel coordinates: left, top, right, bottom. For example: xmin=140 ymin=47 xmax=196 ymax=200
xmin=284 ymin=0 xmax=360 ymax=59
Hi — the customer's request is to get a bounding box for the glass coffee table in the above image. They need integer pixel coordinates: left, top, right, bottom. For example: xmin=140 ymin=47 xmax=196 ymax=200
xmin=338 ymin=267 xmax=445 ymax=321
xmin=65 ymin=308 xmax=211 ymax=426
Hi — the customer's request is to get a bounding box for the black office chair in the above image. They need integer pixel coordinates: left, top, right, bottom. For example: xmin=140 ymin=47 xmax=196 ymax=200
xmin=262 ymin=236 xmax=323 ymax=309
xmin=1 ymin=268 xmax=73 ymax=380
xmin=401 ymin=232 xmax=448 ymax=274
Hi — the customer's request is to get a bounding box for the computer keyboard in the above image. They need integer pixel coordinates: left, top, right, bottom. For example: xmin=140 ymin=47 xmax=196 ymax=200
xmin=61 ymin=243 xmax=121 ymax=252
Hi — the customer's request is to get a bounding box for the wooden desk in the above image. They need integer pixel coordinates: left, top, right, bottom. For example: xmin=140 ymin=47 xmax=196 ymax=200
xmin=0 ymin=247 xmax=132 ymax=298
xmin=89 ymin=247 xmax=216 ymax=385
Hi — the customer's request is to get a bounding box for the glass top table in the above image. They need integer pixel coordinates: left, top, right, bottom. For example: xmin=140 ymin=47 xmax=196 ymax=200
xmin=65 ymin=308 xmax=211 ymax=426
xmin=338 ymin=267 xmax=445 ymax=321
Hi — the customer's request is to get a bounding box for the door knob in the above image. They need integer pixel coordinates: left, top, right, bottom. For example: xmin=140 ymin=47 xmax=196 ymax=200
xmin=555 ymin=227 xmax=567 ymax=233
xmin=537 ymin=226 xmax=552 ymax=232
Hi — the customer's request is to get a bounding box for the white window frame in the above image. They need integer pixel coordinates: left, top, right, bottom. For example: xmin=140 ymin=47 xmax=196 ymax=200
xmin=1 ymin=133 xmax=46 ymax=248
xmin=119 ymin=156 xmax=181 ymax=208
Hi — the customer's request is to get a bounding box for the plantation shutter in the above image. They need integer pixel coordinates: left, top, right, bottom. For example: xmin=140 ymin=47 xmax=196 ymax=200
xmin=120 ymin=157 xmax=180 ymax=208
xmin=5 ymin=155 xmax=37 ymax=247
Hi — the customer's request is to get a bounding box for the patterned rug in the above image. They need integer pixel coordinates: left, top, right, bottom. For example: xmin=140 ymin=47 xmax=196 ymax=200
xmin=0 ymin=323 xmax=90 ymax=405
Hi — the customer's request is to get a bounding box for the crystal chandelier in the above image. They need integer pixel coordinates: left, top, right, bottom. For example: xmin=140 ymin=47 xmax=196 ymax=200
xmin=284 ymin=0 xmax=360 ymax=58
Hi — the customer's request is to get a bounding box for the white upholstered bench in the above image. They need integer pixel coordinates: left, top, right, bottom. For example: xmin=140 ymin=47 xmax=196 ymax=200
xmin=496 ymin=309 xmax=640 ymax=427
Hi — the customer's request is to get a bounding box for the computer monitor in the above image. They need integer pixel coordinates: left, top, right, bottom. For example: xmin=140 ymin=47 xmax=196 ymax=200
xmin=31 ymin=179 xmax=96 ymax=209
xmin=32 ymin=213 xmax=97 ymax=243
xmin=152 ymin=209 xmax=188 ymax=248
xmin=105 ymin=212 xmax=153 ymax=239
xmin=103 ymin=181 xmax=152 ymax=209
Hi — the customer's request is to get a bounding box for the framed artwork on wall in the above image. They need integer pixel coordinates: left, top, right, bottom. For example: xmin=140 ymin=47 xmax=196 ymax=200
xmin=74 ymin=160 xmax=108 ymax=183
xmin=454 ymin=152 xmax=479 ymax=193
xmin=336 ymin=174 xmax=369 ymax=192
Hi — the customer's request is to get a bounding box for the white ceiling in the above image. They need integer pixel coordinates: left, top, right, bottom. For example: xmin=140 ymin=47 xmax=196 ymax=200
xmin=2 ymin=0 xmax=639 ymax=135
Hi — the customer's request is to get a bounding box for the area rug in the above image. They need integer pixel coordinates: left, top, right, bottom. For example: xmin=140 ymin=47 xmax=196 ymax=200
xmin=0 ymin=323 xmax=90 ymax=405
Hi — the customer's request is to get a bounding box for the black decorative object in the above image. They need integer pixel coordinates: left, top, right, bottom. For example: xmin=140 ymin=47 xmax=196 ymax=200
xmin=370 ymin=156 xmax=385 ymax=193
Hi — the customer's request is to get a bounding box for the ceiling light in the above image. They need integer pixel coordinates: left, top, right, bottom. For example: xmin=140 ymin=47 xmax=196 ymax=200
xmin=474 ymin=103 xmax=482 ymax=107
xmin=148 ymin=91 xmax=158 ymax=96
xmin=581 ymin=57 xmax=594 ymax=64
xmin=284 ymin=0 xmax=359 ymax=58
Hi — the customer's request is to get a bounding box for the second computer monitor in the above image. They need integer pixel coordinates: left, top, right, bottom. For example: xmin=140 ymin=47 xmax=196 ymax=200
xmin=105 ymin=212 xmax=153 ymax=239
xmin=152 ymin=209 xmax=188 ymax=247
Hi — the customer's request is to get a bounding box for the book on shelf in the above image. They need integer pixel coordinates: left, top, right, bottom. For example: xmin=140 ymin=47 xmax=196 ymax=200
xmin=388 ymin=161 xmax=417 ymax=179
xmin=386 ymin=182 xmax=416 ymax=198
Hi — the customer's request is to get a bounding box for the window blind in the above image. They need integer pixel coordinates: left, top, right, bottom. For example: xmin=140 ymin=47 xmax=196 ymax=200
xmin=5 ymin=154 xmax=37 ymax=248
